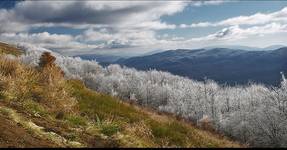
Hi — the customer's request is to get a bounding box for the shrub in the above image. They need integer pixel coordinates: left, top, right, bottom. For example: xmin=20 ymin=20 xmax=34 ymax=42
xmin=38 ymin=52 xmax=64 ymax=78
xmin=35 ymin=52 xmax=77 ymax=113
xmin=0 ymin=53 xmax=78 ymax=114
xmin=39 ymin=52 xmax=56 ymax=68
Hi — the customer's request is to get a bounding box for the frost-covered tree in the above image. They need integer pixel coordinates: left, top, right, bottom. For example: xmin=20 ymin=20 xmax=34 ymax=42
xmin=19 ymin=43 xmax=287 ymax=147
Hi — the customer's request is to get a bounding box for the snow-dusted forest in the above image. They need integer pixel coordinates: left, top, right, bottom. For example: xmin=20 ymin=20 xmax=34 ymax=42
xmin=19 ymin=43 xmax=287 ymax=147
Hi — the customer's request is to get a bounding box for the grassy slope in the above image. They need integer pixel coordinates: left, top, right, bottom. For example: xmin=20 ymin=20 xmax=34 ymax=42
xmin=0 ymin=42 xmax=241 ymax=148
xmin=69 ymin=80 xmax=241 ymax=147
xmin=0 ymin=42 xmax=22 ymax=56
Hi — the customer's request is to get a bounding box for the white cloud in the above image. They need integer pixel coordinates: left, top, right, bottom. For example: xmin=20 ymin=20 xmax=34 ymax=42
xmin=168 ymin=22 xmax=287 ymax=50
xmin=180 ymin=22 xmax=213 ymax=28
xmin=213 ymin=23 xmax=287 ymax=40
xmin=0 ymin=1 xmax=192 ymax=54
xmin=191 ymin=0 xmax=226 ymax=7
xmin=0 ymin=1 xmax=188 ymax=33
xmin=76 ymin=28 xmax=159 ymax=47
xmin=0 ymin=0 xmax=229 ymax=33
xmin=2 ymin=22 xmax=285 ymax=56
xmin=0 ymin=9 xmax=28 ymax=33
xmin=1 ymin=0 xmax=285 ymax=56
xmin=0 ymin=32 xmax=73 ymax=44
xmin=0 ymin=32 xmax=100 ymax=53
xmin=131 ymin=21 xmax=176 ymax=30
xmin=181 ymin=6 xmax=287 ymax=28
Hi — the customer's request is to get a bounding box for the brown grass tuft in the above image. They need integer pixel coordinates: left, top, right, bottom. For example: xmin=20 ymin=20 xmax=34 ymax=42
xmin=0 ymin=56 xmax=18 ymax=76
xmin=0 ymin=53 xmax=77 ymax=114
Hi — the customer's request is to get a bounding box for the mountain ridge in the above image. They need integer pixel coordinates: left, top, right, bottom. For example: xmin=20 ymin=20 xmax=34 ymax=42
xmin=116 ymin=47 xmax=287 ymax=86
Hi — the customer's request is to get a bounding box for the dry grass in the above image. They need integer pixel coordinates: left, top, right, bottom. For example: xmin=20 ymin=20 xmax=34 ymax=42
xmin=0 ymin=42 xmax=22 ymax=56
xmin=0 ymin=54 xmax=77 ymax=113
xmin=117 ymin=121 xmax=156 ymax=147
xmin=0 ymin=44 xmax=243 ymax=148
xmin=68 ymin=80 xmax=242 ymax=148
xmin=0 ymin=106 xmax=84 ymax=148
xmin=0 ymin=56 xmax=18 ymax=76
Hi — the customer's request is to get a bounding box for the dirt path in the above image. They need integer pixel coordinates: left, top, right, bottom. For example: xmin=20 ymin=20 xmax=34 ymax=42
xmin=0 ymin=113 xmax=58 ymax=148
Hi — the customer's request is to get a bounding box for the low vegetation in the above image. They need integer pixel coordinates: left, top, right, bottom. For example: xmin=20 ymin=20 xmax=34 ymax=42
xmin=0 ymin=43 xmax=241 ymax=148
xmin=21 ymin=43 xmax=286 ymax=147
xmin=0 ymin=42 xmax=22 ymax=56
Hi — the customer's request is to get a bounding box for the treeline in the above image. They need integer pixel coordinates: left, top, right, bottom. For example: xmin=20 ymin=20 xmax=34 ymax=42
xmin=19 ymin=43 xmax=287 ymax=147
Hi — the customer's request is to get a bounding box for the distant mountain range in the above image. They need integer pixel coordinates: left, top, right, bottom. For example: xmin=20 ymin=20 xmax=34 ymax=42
xmin=74 ymin=54 xmax=123 ymax=66
xmin=204 ymin=45 xmax=287 ymax=51
xmin=75 ymin=45 xmax=286 ymax=64
xmin=74 ymin=50 xmax=167 ymax=64
xmin=116 ymin=47 xmax=287 ymax=86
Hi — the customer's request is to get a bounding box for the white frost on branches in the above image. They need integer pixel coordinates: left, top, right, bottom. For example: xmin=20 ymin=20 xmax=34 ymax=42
xmin=19 ymin=43 xmax=287 ymax=147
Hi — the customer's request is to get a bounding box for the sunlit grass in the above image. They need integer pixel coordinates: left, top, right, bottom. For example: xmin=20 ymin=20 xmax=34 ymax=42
xmin=67 ymin=80 xmax=241 ymax=147
xmin=0 ymin=45 xmax=241 ymax=147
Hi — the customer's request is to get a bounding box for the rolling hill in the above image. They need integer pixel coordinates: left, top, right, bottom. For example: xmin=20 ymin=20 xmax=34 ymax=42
xmin=116 ymin=47 xmax=287 ymax=86
xmin=0 ymin=42 xmax=241 ymax=148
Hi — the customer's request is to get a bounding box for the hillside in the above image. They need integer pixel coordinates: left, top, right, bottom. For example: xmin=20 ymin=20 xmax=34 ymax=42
xmin=0 ymin=42 xmax=22 ymax=56
xmin=0 ymin=43 xmax=241 ymax=148
xmin=116 ymin=48 xmax=287 ymax=86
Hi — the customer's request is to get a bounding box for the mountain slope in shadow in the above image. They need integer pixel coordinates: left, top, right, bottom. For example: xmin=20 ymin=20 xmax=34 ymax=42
xmin=117 ymin=48 xmax=287 ymax=86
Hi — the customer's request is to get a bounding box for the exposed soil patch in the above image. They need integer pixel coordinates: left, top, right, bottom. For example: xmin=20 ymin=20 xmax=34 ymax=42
xmin=0 ymin=113 xmax=58 ymax=148
xmin=30 ymin=115 xmax=119 ymax=148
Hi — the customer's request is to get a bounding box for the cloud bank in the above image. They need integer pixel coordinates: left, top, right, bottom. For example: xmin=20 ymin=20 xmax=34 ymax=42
xmin=0 ymin=1 xmax=286 ymax=55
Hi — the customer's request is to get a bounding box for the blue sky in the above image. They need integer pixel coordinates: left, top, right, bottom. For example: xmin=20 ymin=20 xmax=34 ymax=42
xmin=0 ymin=0 xmax=287 ymax=56
xmin=160 ymin=1 xmax=287 ymax=38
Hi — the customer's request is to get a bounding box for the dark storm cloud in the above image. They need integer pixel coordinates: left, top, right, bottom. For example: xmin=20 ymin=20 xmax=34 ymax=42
xmin=15 ymin=2 xmax=154 ymax=24
xmin=11 ymin=1 xmax=186 ymax=26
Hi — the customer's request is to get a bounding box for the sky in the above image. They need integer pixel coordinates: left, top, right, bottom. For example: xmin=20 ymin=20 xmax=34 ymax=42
xmin=0 ymin=0 xmax=287 ymax=56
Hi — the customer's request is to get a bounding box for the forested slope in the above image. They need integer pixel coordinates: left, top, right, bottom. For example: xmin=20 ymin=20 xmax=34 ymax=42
xmin=116 ymin=48 xmax=287 ymax=86
xmin=18 ymin=42 xmax=287 ymax=147
xmin=0 ymin=42 xmax=240 ymax=148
